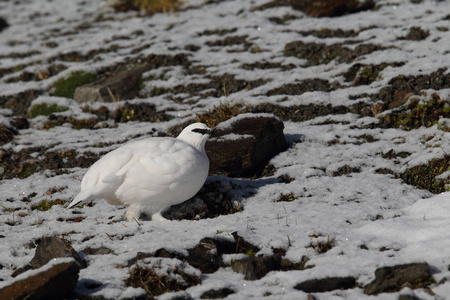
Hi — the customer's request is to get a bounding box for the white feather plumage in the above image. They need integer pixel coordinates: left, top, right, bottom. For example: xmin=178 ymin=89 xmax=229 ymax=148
xmin=67 ymin=123 xmax=212 ymax=221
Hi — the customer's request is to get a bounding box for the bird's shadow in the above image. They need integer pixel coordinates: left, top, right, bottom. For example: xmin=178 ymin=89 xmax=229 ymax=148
xmin=163 ymin=175 xmax=280 ymax=221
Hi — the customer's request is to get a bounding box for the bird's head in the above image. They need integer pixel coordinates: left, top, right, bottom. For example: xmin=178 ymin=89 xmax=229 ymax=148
xmin=177 ymin=123 xmax=213 ymax=151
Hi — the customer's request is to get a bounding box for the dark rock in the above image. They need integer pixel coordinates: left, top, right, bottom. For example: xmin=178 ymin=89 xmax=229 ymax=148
xmin=113 ymin=101 xmax=172 ymax=123
xmin=401 ymin=27 xmax=430 ymax=41
xmin=164 ymin=179 xmax=244 ymax=220
xmin=154 ymin=73 xmax=267 ymax=99
xmin=0 ymin=89 xmax=42 ymax=117
xmin=74 ymin=65 xmax=147 ymax=103
xmin=186 ymin=235 xmax=258 ymax=273
xmin=13 ymin=236 xmax=85 ymax=277
xmin=81 ymin=246 xmax=113 ymax=255
xmin=30 ymin=236 xmax=86 ymax=269
xmin=187 ymin=238 xmax=223 ymax=273
xmin=290 ymin=0 xmax=375 ymax=17
xmin=284 ymin=40 xmax=385 ymax=66
xmin=200 ymin=287 xmax=235 ymax=299
xmin=0 ymin=117 xmax=29 ymax=146
xmin=254 ymin=102 xmax=372 ymax=122
xmin=231 ymin=254 xmax=282 ymax=280
xmin=364 ymin=263 xmax=431 ymax=295
xmin=10 ymin=117 xmax=29 ymax=130
xmin=0 ymin=17 xmax=8 ymax=32
xmin=254 ymin=0 xmax=374 ymax=17
xmin=0 ymin=259 xmax=80 ymax=300
xmin=232 ymin=232 xmax=260 ymax=254
xmin=331 ymin=165 xmax=362 ymax=176
xmin=128 ymin=249 xmax=185 ymax=267
xmin=280 ymin=256 xmax=310 ymax=271
xmin=398 ymin=294 xmax=420 ymax=300
xmin=129 ymin=235 xmax=259 ymax=275
xmin=0 ymin=124 xmax=17 ymax=146
xmin=294 ymin=276 xmax=357 ymax=293
xmin=207 ymin=115 xmax=287 ymax=177
xmin=375 ymin=68 xmax=450 ymax=111
xmin=168 ymin=292 xmax=193 ymax=300
xmin=267 ymin=78 xmax=341 ymax=96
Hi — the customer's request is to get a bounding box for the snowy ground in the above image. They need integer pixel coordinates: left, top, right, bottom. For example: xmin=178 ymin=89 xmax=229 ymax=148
xmin=1 ymin=0 xmax=450 ymax=299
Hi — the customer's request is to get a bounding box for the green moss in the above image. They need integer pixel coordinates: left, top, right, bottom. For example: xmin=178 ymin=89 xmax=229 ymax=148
xmin=381 ymin=93 xmax=450 ymax=131
xmin=17 ymin=163 xmax=37 ymax=178
xmin=32 ymin=199 xmax=65 ymax=211
xmin=29 ymin=103 xmax=69 ymax=119
xmin=52 ymin=71 xmax=97 ymax=98
xmin=43 ymin=117 xmax=98 ymax=130
xmin=13 ymin=64 xmax=26 ymax=72
xmin=320 ymin=50 xmax=339 ymax=65
xmin=401 ymin=155 xmax=450 ymax=194
xmin=358 ymin=65 xmax=386 ymax=84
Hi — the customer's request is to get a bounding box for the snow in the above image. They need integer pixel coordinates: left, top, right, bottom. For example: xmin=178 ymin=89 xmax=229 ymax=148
xmin=1 ymin=0 xmax=450 ymax=299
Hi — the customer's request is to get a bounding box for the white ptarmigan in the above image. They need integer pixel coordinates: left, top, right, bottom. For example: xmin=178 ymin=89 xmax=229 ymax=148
xmin=67 ymin=123 xmax=212 ymax=221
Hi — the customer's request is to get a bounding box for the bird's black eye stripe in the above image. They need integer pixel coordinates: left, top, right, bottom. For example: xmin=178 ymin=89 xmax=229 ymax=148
xmin=192 ymin=128 xmax=212 ymax=135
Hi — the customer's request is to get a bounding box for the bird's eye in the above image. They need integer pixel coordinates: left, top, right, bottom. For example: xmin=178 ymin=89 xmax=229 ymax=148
xmin=192 ymin=128 xmax=211 ymax=135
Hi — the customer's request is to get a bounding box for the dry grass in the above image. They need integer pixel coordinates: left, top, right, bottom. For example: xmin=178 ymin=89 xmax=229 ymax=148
xmin=125 ymin=263 xmax=201 ymax=297
xmin=195 ymin=102 xmax=249 ymax=128
xmin=111 ymin=0 xmax=182 ymax=14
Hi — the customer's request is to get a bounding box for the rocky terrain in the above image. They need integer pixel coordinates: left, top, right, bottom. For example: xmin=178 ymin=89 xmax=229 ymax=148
xmin=1 ymin=0 xmax=450 ymax=299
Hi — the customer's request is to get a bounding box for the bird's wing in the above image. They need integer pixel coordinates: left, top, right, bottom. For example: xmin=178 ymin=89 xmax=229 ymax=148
xmin=115 ymin=140 xmax=201 ymax=204
xmin=68 ymin=148 xmax=135 ymax=208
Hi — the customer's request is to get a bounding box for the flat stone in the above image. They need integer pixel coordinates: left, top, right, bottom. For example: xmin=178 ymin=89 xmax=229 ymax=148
xmin=290 ymin=0 xmax=374 ymax=18
xmin=206 ymin=114 xmax=287 ymax=177
xmin=12 ymin=236 xmax=85 ymax=277
xmin=294 ymin=276 xmax=357 ymax=293
xmin=74 ymin=65 xmax=147 ymax=103
xmin=200 ymin=287 xmax=235 ymax=299
xmin=0 ymin=258 xmax=80 ymax=300
xmin=364 ymin=263 xmax=431 ymax=295
xmin=231 ymin=254 xmax=282 ymax=280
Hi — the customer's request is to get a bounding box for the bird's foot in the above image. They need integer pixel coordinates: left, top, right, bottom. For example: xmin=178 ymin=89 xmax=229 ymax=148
xmin=151 ymin=212 xmax=168 ymax=221
xmin=125 ymin=204 xmax=140 ymax=222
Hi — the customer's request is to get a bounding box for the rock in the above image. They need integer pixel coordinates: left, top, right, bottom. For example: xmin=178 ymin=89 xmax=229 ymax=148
xmin=398 ymin=294 xmax=420 ymax=300
xmin=0 ymin=17 xmax=8 ymax=32
xmin=232 ymin=232 xmax=260 ymax=254
xmin=0 ymin=89 xmax=42 ymax=117
xmin=289 ymin=0 xmax=374 ymax=17
xmin=10 ymin=117 xmax=29 ymax=130
xmin=81 ymin=246 xmax=113 ymax=255
xmin=0 ymin=258 xmax=80 ymax=300
xmin=74 ymin=65 xmax=147 ymax=103
xmin=129 ymin=234 xmax=260 ymax=275
xmin=207 ymin=114 xmax=287 ymax=177
xmin=231 ymin=254 xmax=282 ymax=280
xmin=12 ymin=236 xmax=86 ymax=277
xmin=364 ymin=263 xmax=431 ymax=295
xmin=186 ymin=235 xmax=260 ymax=273
xmin=280 ymin=256 xmax=310 ymax=271
xmin=186 ymin=238 xmax=223 ymax=273
xmin=30 ymin=236 xmax=86 ymax=269
xmin=0 ymin=124 xmax=17 ymax=146
xmin=294 ymin=276 xmax=357 ymax=293
xmin=200 ymin=287 xmax=235 ymax=299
